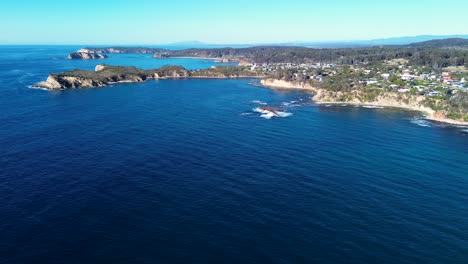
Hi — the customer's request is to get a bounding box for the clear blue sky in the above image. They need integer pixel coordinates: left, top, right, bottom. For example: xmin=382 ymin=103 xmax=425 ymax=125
xmin=1 ymin=0 xmax=467 ymax=44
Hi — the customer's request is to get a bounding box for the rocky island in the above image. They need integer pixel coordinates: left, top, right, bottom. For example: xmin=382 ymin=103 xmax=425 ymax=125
xmin=67 ymin=52 xmax=108 ymax=60
xmin=66 ymin=47 xmax=167 ymax=60
xmin=67 ymin=49 xmax=110 ymax=59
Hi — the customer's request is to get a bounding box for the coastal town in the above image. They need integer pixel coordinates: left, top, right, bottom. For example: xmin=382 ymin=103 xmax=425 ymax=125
xmin=240 ymin=61 xmax=468 ymax=96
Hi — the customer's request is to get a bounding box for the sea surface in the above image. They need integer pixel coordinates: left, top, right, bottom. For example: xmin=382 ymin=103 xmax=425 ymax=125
xmin=1 ymin=46 xmax=468 ymax=264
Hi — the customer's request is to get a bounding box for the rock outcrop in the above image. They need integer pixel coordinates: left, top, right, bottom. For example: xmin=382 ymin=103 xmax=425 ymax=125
xmin=94 ymin=65 xmax=107 ymax=72
xmin=35 ymin=75 xmax=64 ymax=89
xmin=67 ymin=52 xmax=108 ymax=60
xmin=312 ymin=89 xmax=434 ymax=113
xmin=260 ymin=79 xmax=316 ymax=91
xmin=35 ymin=75 xmax=106 ymax=89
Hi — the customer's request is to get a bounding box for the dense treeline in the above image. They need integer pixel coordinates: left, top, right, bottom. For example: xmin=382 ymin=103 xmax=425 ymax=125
xmin=158 ymin=47 xmax=468 ymax=68
xmin=86 ymin=39 xmax=468 ymax=67
xmin=155 ymin=46 xmax=468 ymax=67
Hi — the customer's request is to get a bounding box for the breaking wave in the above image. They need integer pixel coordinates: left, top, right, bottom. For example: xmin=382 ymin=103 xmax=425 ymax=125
xmin=253 ymin=107 xmax=293 ymax=119
xmin=362 ymin=105 xmax=384 ymax=109
xmin=250 ymin=100 xmax=267 ymax=105
xmin=410 ymin=118 xmax=432 ymax=127
xmin=281 ymin=100 xmax=300 ymax=107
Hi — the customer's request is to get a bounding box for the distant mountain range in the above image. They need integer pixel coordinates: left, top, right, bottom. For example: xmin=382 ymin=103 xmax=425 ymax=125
xmin=340 ymin=34 xmax=468 ymax=47
xmin=406 ymin=38 xmax=468 ymax=47
xmin=167 ymin=35 xmax=468 ymax=48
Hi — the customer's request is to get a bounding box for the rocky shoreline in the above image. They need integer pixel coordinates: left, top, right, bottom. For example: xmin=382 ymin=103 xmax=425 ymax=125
xmin=34 ymin=65 xmax=263 ymax=90
xmin=32 ymin=69 xmax=468 ymax=126
xmin=260 ymin=79 xmax=468 ymax=126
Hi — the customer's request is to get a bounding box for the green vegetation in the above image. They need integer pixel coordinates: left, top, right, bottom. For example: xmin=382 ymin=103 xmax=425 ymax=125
xmin=149 ymin=45 xmax=468 ymax=67
xmin=446 ymin=91 xmax=468 ymax=120
xmin=193 ymin=66 xmax=262 ymax=77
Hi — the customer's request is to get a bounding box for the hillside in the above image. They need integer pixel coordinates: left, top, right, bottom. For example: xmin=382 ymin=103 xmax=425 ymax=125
xmin=408 ymin=38 xmax=468 ymax=48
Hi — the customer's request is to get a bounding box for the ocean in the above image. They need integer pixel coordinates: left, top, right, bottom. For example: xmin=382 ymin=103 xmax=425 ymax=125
xmin=0 ymin=46 xmax=467 ymax=264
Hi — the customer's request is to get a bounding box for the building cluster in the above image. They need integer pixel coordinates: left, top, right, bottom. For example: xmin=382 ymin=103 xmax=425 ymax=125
xmin=246 ymin=61 xmax=468 ymax=97
xmin=355 ymin=65 xmax=467 ymax=97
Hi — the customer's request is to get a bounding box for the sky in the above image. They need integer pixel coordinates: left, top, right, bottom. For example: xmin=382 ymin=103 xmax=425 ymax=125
xmin=1 ymin=0 xmax=468 ymax=45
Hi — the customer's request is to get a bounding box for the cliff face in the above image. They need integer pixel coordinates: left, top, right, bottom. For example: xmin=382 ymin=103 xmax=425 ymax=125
xmin=35 ymin=75 xmax=64 ymax=89
xmin=35 ymin=75 xmax=107 ymax=89
xmin=313 ymin=89 xmax=435 ymax=114
xmin=67 ymin=52 xmax=108 ymax=60
xmin=260 ymin=79 xmax=316 ymax=91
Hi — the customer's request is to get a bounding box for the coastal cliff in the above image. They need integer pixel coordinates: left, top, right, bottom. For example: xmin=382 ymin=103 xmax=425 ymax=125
xmin=261 ymin=79 xmax=468 ymax=126
xmin=260 ymin=79 xmax=317 ymax=91
xmin=35 ymin=65 xmax=188 ymax=89
xmin=67 ymin=52 xmax=108 ymax=60
xmin=34 ymin=65 xmax=262 ymax=90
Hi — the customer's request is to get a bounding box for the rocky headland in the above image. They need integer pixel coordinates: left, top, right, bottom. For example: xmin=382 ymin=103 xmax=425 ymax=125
xmin=67 ymin=52 xmax=108 ymax=60
xmin=34 ymin=65 xmax=263 ymax=90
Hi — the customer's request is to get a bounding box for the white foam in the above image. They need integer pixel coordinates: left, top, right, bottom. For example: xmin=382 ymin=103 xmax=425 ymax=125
xmin=253 ymin=107 xmax=292 ymax=119
xmin=276 ymin=112 xmax=293 ymax=118
xmin=250 ymin=100 xmax=267 ymax=105
xmin=410 ymin=118 xmax=432 ymax=127
xmin=260 ymin=112 xmax=275 ymax=119
xmin=28 ymin=85 xmax=49 ymax=91
xmin=282 ymin=100 xmax=299 ymax=107
xmin=362 ymin=105 xmax=384 ymax=109
xmin=461 ymin=129 xmax=468 ymax=133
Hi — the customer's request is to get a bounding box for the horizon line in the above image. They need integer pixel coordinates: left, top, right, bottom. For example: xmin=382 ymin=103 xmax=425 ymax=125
xmin=1 ymin=34 xmax=468 ymax=46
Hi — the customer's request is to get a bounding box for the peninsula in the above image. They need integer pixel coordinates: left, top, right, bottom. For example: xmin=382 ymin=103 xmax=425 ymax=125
xmin=34 ymin=65 xmax=263 ymax=89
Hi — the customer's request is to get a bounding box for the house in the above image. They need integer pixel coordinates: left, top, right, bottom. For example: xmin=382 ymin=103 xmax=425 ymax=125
xmin=413 ymin=86 xmax=427 ymax=92
xmin=401 ymin=73 xmax=415 ymax=81
xmin=426 ymin=91 xmax=442 ymax=96
xmin=366 ymin=78 xmax=378 ymax=85
xmin=419 ymin=74 xmax=429 ymax=80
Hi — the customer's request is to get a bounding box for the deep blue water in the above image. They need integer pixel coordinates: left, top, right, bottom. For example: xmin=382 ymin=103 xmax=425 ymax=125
xmin=1 ymin=46 xmax=468 ymax=264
